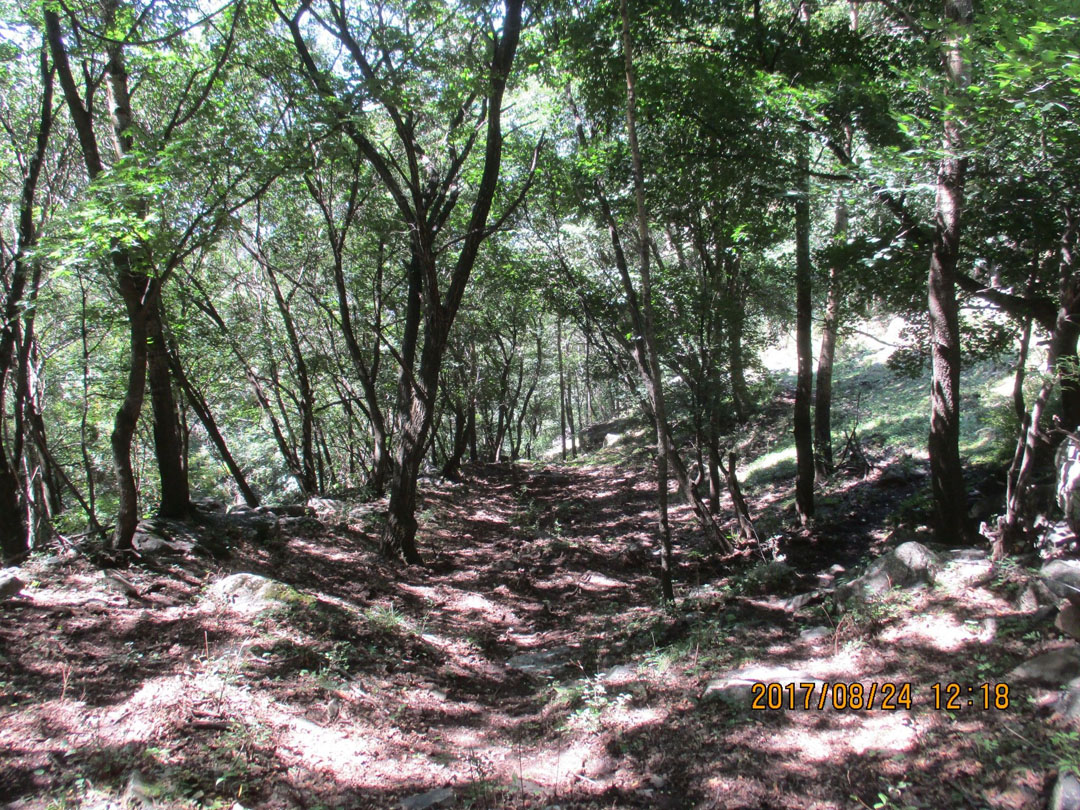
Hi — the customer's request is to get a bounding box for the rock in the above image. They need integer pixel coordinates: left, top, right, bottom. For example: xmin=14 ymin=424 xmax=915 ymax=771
xmin=1051 ymin=771 xmax=1080 ymax=810
xmin=1058 ymin=604 xmax=1080 ymax=640
xmin=507 ymin=646 xmax=573 ymax=676
xmin=815 ymin=572 xmax=836 ymax=588
xmin=1053 ymin=677 xmax=1080 ymax=719
xmin=799 ymin=626 xmax=831 ymax=643
xmin=262 ymin=503 xmax=314 ymax=518
xmin=600 ymin=664 xmax=637 ymax=685
xmin=212 ymin=507 xmax=278 ymax=546
xmin=939 ymin=548 xmax=995 ymax=589
xmin=1042 ymin=560 xmax=1080 ymax=606
xmin=1016 ymin=579 xmax=1059 ymax=613
xmin=702 ymin=664 xmax=825 ymax=708
xmin=0 ymin=570 xmax=24 ymax=599
xmin=101 ymin=570 xmax=142 ymax=600
xmin=207 ymin=573 xmax=312 ymax=616
xmin=878 ymin=459 xmax=917 ymax=486
xmin=1058 ymin=437 xmax=1080 ymax=537
xmin=783 ymin=590 xmax=826 ymax=611
xmin=836 ymin=542 xmax=939 ymax=602
xmin=400 ymin=788 xmax=454 ymax=810
xmin=1009 ymin=647 xmax=1080 ymax=687
xmin=132 ymin=521 xmax=197 ymax=556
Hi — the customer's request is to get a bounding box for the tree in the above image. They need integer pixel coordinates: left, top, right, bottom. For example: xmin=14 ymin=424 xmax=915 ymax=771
xmin=275 ymin=0 xmax=531 ymax=563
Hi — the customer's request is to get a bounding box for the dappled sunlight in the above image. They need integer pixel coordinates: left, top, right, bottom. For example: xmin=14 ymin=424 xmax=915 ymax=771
xmin=1 ymin=457 xmax=1065 ymax=809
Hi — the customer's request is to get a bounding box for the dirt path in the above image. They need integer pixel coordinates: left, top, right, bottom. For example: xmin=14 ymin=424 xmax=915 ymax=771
xmin=0 ymin=460 xmax=1067 ymax=809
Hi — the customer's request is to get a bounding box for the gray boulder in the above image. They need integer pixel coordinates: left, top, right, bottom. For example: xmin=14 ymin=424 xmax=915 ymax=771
xmin=0 ymin=569 xmax=24 ymax=599
xmin=1053 ymin=677 xmax=1080 ymax=719
xmin=1008 ymin=646 xmax=1080 ymax=687
xmin=400 ymin=788 xmax=454 ymax=810
xmin=1051 ymin=771 xmax=1080 ymax=810
xmin=1016 ymin=579 xmax=1060 ymax=613
xmin=1042 ymin=560 xmax=1080 ymax=606
xmin=132 ymin=520 xmax=198 ymax=556
xmin=207 ymin=573 xmax=312 ymax=616
xmin=1058 ymin=604 xmax=1080 ymax=640
xmin=836 ymin=542 xmax=939 ymax=602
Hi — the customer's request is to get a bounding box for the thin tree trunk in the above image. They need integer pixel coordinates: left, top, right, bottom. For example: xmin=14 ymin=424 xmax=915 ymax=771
xmin=557 ymin=320 xmax=568 ymax=461
xmin=794 ymin=140 xmax=816 ymax=526
xmin=622 ymin=0 xmax=674 ymax=601
xmin=147 ymin=303 xmax=190 ymax=517
xmin=259 ymin=255 xmax=318 ymax=494
xmin=727 ymin=297 xmax=750 ymax=424
xmin=165 ymin=343 xmax=259 ymax=507
xmin=0 ymin=42 xmax=53 ymax=562
xmin=721 ymin=452 xmax=758 ymax=543
xmin=1001 ymin=212 xmax=1080 ymax=552
xmin=928 ymin=0 xmax=973 ymax=544
xmin=815 ymin=192 xmax=846 ymax=477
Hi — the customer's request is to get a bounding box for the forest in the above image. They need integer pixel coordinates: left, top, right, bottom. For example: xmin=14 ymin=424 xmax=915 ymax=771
xmin=2 ymin=0 xmax=1080 ymax=807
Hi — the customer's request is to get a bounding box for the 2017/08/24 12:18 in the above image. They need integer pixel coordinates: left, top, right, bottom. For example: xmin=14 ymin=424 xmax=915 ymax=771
xmin=748 ymin=682 xmax=1011 ymax=710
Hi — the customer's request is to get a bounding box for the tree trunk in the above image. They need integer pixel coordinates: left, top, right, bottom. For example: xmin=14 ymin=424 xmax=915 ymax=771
xmin=0 ymin=43 xmax=53 ymax=562
xmin=727 ymin=302 xmax=750 ymax=424
xmin=794 ymin=141 xmax=816 ymax=527
xmin=442 ymin=401 xmax=470 ymax=480
xmin=815 ymin=192 xmax=846 ymax=477
xmin=166 ymin=343 xmax=259 ymax=507
xmin=112 ymin=278 xmax=150 ymax=550
xmin=147 ymin=304 xmax=190 ymax=517
xmin=622 ymin=0 xmax=674 ymax=601
xmin=381 ymin=317 xmax=446 ymax=564
xmin=1001 ymin=213 xmax=1080 ymax=551
xmin=928 ymin=0 xmax=973 ymax=544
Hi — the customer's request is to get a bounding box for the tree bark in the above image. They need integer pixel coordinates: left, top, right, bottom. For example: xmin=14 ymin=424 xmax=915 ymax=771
xmin=622 ymin=0 xmax=675 ymax=601
xmin=368 ymin=0 xmax=524 ymax=563
xmin=794 ymin=140 xmax=816 ymax=526
xmin=928 ymin=0 xmax=973 ymax=544
xmin=815 ymin=191 xmax=846 ymax=477
xmin=147 ymin=303 xmax=191 ymax=517
xmin=0 ymin=43 xmax=53 ymax=562
xmin=165 ymin=342 xmax=259 ymax=507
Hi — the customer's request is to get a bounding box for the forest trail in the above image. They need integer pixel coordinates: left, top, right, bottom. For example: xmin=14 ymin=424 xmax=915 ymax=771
xmin=0 ymin=459 xmax=1066 ymax=809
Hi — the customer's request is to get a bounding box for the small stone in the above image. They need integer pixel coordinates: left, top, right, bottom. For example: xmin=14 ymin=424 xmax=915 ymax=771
xmin=1053 ymin=677 xmax=1080 ymax=719
xmin=1017 ymin=580 xmax=1059 ymax=612
xmin=702 ymin=664 xmax=824 ymax=707
xmin=799 ymin=626 xmax=830 ymax=643
xmin=1058 ymin=604 xmax=1080 ymax=640
xmin=1009 ymin=647 xmax=1080 ymax=687
xmin=0 ymin=570 xmax=24 ymax=599
xmin=783 ymin=590 xmax=823 ymax=611
xmin=400 ymin=787 xmax=454 ymax=810
xmin=600 ymin=664 xmax=637 ymax=684
xmin=1051 ymin=771 xmax=1080 ymax=810
xmin=507 ymin=646 xmax=573 ymax=676
xmin=101 ymin=570 xmax=141 ymax=600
